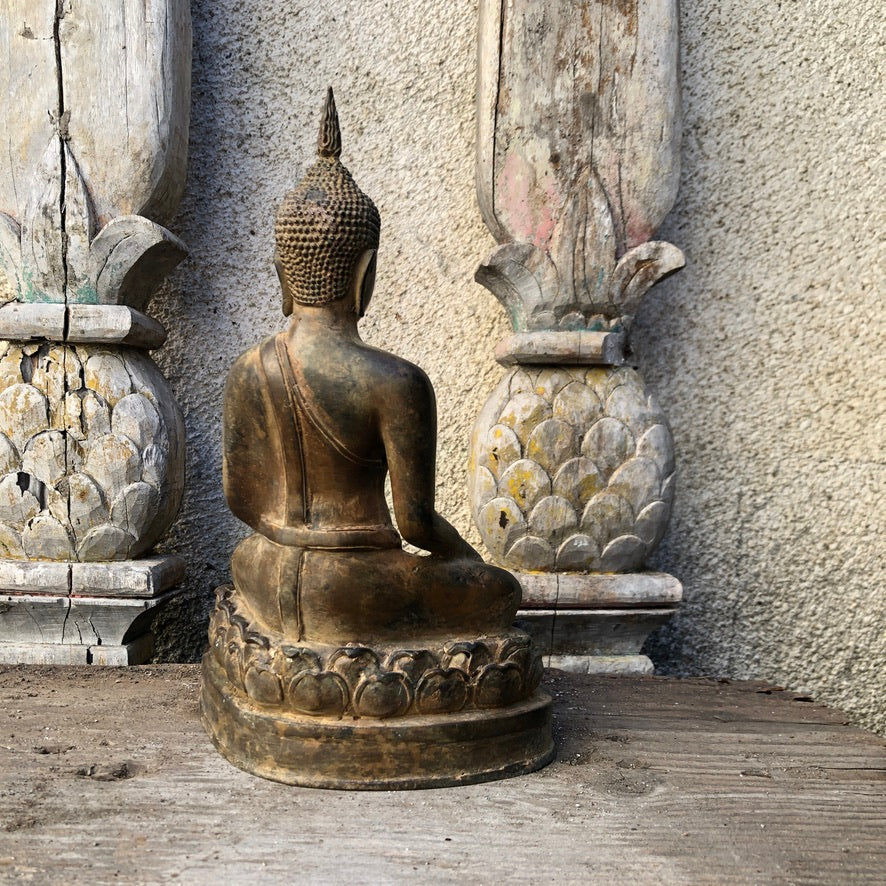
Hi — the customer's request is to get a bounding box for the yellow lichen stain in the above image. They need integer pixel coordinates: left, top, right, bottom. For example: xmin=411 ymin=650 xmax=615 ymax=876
xmin=502 ymin=466 xmax=536 ymax=510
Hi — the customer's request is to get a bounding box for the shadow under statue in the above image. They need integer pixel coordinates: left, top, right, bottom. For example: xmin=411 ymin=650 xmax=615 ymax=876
xmin=200 ymin=89 xmax=553 ymax=789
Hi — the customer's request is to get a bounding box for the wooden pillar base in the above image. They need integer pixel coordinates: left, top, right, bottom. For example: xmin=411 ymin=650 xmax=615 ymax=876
xmin=513 ymin=572 xmax=682 ymax=675
xmin=0 ymin=556 xmax=183 ymax=665
xmin=201 ymin=652 xmax=554 ymax=790
xmin=0 ymin=634 xmax=156 ymax=665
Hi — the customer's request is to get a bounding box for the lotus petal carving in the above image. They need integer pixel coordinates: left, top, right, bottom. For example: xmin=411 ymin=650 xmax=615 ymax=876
xmin=0 ymin=344 xmax=183 ymax=561
xmin=470 ymin=365 xmax=675 ymax=573
xmin=208 ymin=590 xmax=543 ymax=719
xmin=476 ymin=164 xmax=683 ymax=336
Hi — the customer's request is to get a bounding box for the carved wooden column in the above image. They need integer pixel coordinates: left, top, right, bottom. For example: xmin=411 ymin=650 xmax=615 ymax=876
xmin=469 ymin=0 xmax=683 ymax=673
xmin=0 ymin=1 xmax=191 ymax=664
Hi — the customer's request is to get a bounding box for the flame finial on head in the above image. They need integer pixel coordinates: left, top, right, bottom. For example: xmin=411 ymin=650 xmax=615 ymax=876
xmin=317 ymin=86 xmax=342 ymax=159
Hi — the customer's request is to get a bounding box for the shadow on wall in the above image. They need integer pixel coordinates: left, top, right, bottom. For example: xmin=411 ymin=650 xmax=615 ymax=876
xmin=148 ymin=2 xmax=282 ymax=661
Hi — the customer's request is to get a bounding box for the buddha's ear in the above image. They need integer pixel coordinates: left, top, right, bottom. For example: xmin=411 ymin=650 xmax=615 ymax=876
xmin=353 ymin=249 xmax=377 ymax=317
xmin=275 ymin=253 xmax=294 ymax=316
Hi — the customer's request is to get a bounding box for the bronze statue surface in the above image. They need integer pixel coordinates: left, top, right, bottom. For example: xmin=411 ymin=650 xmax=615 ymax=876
xmin=200 ymin=89 xmax=553 ymax=789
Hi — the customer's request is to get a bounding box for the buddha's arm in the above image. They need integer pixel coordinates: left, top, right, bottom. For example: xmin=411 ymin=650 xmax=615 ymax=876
xmin=222 ymin=349 xmax=284 ymax=533
xmin=380 ymin=365 xmax=481 ymax=560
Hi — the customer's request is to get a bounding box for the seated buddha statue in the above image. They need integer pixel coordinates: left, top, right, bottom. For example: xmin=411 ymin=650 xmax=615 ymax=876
xmin=222 ymin=90 xmax=520 ymax=647
xmin=201 ymin=89 xmax=552 ymax=789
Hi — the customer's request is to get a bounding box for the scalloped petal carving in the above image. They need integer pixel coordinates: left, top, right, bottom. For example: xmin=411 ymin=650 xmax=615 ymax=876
xmin=3 ymin=140 xmax=186 ymax=309
xmin=62 ymin=144 xmax=98 ymax=302
xmin=475 ymin=241 xmax=559 ymax=332
xmin=611 ymin=240 xmax=685 ymax=331
xmin=0 ymin=214 xmax=22 ymax=303
xmin=475 ymin=164 xmax=682 ymax=335
xmin=20 ymin=140 xmax=65 ymax=302
xmin=90 ymin=216 xmax=187 ymax=310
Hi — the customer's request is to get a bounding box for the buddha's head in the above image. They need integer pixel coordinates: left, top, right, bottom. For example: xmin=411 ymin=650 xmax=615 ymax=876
xmin=275 ymin=88 xmax=381 ymax=318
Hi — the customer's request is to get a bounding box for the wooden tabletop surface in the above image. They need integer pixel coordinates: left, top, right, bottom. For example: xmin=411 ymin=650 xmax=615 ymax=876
xmin=0 ymin=665 xmax=883 ymax=885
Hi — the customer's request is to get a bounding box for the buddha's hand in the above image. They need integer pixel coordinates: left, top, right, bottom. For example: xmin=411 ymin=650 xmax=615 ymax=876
xmin=424 ymin=514 xmax=484 ymax=562
xmin=460 ymin=540 xmax=485 ymax=562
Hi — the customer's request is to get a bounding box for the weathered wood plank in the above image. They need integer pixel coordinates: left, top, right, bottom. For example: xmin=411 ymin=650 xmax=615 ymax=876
xmin=494 ymin=330 xmax=625 ymax=366
xmin=0 ymin=302 xmax=66 ymax=339
xmin=0 ymin=592 xmax=165 ymax=645
xmin=518 ymin=608 xmax=676 ymax=657
xmin=518 ymin=570 xmax=683 ymax=608
xmin=0 ymin=2 xmax=58 ymax=221
xmin=0 ymin=635 xmax=151 ymax=665
xmin=66 ymin=305 xmax=167 ymax=348
xmin=0 ymin=555 xmax=184 ymax=598
xmin=0 ymin=669 xmax=882 ymax=884
xmin=71 ymin=556 xmax=185 ymax=598
xmin=0 ymin=559 xmax=69 ymax=594
xmin=478 ymin=0 xmax=681 ymax=254
xmin=0 ymin=2 xmax=190 ymax=309
xmin=59 ymin=0 xmax=191 ymax=226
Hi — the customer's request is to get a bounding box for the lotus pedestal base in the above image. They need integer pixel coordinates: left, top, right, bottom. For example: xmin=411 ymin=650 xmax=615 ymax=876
xmin=201 ymin=652 xmax=554 ymax=790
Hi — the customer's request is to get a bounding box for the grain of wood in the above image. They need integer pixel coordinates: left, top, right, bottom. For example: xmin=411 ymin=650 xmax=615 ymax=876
xmin=0 ymin=0 xmax=188 ymax=600
xmin=0 ymin=303 xmax=66 ymax=340
xmin=66 ymin=306 xmax=167 ymax=348
xmin=0 ymin=3 xmax=58 ymax=221
xmin=495 ymin=331 xmax=626 ymax=366
xmin=518 ymin=571 xmax=683 ymax=609
xmin=477 ymin=0 xmax=681 ymax=254
xmin=0 ymin=669 xmax=882 ymax=884
xmin=0 ymin=555 xmax=184 ymax=598
xmin=0 ymin=0 xmax=191 ymax=229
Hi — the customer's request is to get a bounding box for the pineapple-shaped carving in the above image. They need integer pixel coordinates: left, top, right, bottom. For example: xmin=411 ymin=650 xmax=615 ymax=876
xmin=470 ymin=0 xmax=683 ymax=577
xmin=0 ymin=2 xmax=190 ymax=568
xmin=468 ymin=166 xmax=682 ymax=575
xmin=0 ymin=105 xmax=186 ymax=563
xmin=0 ymin=342 xmax=183 ymax=561
xmin=470 ymin=365 xmax=674 ymax=573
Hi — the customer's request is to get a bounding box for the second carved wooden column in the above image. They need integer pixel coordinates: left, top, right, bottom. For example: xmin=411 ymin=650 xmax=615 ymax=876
xmin=469 ymin=0 xmax=683 ymax=673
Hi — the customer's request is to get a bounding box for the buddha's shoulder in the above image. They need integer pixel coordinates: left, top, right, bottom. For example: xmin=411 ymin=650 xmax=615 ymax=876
xmin=354 ymin=343 xmax=432 ymax=395
xmin=225 ymin=335 xmax=279 ymax=389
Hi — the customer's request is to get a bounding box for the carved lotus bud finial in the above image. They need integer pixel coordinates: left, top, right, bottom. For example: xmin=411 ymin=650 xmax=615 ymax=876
xmin=473 ymin=0 xmax=684 ymax=348
xmin=475 ymin=167 xmax=684 ymax=340
xmin=317 ymin=86 xmax=342 ymax=160
xmin=0 ymin=140 xmax=186 ymax=310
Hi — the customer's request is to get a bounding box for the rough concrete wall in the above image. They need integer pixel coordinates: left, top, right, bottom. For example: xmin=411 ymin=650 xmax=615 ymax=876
xmin=151 ymin=1 xmax=884 ymax=735
xmin=638 ymin=0 xmax=885 ymax=734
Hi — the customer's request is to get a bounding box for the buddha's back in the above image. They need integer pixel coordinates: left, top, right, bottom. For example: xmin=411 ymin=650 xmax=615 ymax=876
xmin=223 ymin=331 xmax=397 ymax=543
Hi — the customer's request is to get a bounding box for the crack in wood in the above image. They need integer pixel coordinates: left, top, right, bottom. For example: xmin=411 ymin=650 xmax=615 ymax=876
xmin=491 ymin=0 xmax=506 ymax=241
xmin=52 ymin=0 xmax=68 ymax=305
xmin=52 ymin=1 xmax=76 ymax=547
